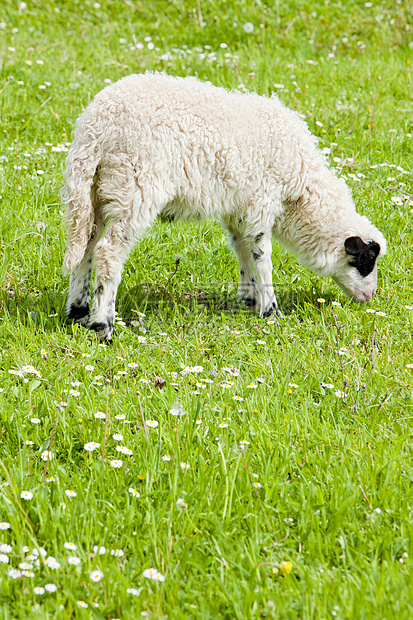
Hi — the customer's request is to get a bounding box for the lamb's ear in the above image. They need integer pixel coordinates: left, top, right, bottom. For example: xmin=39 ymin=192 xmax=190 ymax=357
xmin=344 ymin=236 xmax=368 ymax=256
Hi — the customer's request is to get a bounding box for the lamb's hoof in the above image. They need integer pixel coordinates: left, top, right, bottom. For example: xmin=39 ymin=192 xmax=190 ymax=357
xmin=260 ymin=302 xmax=283 ymax=320
xmin=67 ymin=304 xmax=90 ymax=326
xmin=89 ymin=321 xmax=116 ymax=342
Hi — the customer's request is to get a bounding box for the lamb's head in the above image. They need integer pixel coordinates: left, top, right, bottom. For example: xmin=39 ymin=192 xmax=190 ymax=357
xmin=328 ymin=218 xmax=387 ymax=303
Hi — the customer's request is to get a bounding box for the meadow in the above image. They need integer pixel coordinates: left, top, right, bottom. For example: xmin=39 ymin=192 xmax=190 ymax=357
xmin=0 ymin=0 xmax=412 ymax=618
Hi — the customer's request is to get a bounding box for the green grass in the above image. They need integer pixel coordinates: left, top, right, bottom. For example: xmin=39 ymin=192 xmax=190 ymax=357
xmin=0 ymin=1 xmax=412 ymax=618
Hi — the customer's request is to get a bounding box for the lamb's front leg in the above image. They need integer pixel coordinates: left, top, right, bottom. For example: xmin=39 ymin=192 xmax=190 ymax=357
xmin=251 ymin=232 xmax=283 ymax=319
xmin=229 ymin=230 xmax=258 ymax=308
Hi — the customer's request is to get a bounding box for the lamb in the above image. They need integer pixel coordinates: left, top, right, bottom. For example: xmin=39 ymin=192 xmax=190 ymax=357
xmin=62 ymin=72 xmax=386 ymax=342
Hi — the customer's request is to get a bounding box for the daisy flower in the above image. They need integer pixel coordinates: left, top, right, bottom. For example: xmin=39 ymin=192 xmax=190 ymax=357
xmin=146 ymin=420 xmax=158 ymax=428
xmin=127 ymin=587 xmax=140 ymax=596
xmin=256 ymin=340 xmax=266 ymax=345
xmin=94 ymin=411 xmax=106 ymax=419
xmin=128 ymin=488 xmax=140 ymax=497
xmin=223 ymin=366 xmax=240 ymax=377
xmin=240 ymin=439 xmax=250 ymax=446
xmin=77 ymin=601 xmax=88 ymax=608
xmin=65 ymin=490 xmax=77 ymax=497
xmin=115 ymin=414 xmax=126 ymax=420
xmin=0 ymin=554 xmax=9 ymax=564
xmin=116 ymin=446 xmax=133 ymax=455
xmin=33 ymin=587 xmax=45 ymax=595
xmin=110 ymin=460 xmax=123 ymax=468
xmin=9 ymin=569 xmax=22 ymax=579
xmin=41 ymin=450 xmax=53 ymax=461
xmin=111 ymin=549 xmax=124 ymax=557
xmin=252 ymin=481 xmax=262 ymax=488
xmin=233 ymin=396 xmax=244 ymax=402
xmin=84 ymin=442 xmax=100 ymax=452
xmin=20 ymin=491 xmax=33 ymax=500
xmin=366 ymin=309 xmax=375 ymax=314
xmin=44 ymin=557 xmax=61 ymax=569
xmin=218 ymin=422 xmax=228 ymax=429
xmin=64 ymin=542 xmax=77 ymax=550
xmin=317 ymin=298 xmax=326 ymax=303
xmin=335 ymin=390 xmax=345 ymax=398
xmin=68 ymin=556 xmax=81 ymax=565
xmin=90 ymin=569 xmax=104 ymax=582
xmin=112 ymin=433 xmax=123 ymax=441
xmin=45 ymin=584 xmax=57 ymax=592
xmin=143 ymin=567 xmax=165 ymax=581
xmin=180 ymin=462 xmax=190 ymax=470
xmin=162 ymin=454 xmax=171 ymax=461
xmin=331 ymin=301 xmax=341 ymax=307
xmin=31 ymin=418 xmax=41 ymax=424
xmin=26 ymin=440 xmax=35 ymax=446
xmin=128 ymin=362 xmax=138 ymax=368
xmin=0 ymin=544 xmax=12 ymax=553
xmin=0 ymin=523 xmax=11 ymax=530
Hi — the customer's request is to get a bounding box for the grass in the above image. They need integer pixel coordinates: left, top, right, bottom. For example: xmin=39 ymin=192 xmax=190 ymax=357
xmin=0 ymin=0 xmax=412 ymax=618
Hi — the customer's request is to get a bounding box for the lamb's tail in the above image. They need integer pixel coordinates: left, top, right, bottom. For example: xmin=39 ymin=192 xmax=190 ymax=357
xmin=61 ymin=128 xmax=101 ymax=275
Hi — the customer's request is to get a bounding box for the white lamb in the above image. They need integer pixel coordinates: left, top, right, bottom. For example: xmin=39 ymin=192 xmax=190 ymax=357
xmin=62 ymin=72 xmax=386 ymax=342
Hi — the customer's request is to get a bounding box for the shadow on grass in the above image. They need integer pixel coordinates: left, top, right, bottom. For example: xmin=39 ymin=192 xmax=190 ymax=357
xmin=116 ymin=282 xmax=332 ymax=320
xmin=0 ymin=280 xmax=341 ymax=338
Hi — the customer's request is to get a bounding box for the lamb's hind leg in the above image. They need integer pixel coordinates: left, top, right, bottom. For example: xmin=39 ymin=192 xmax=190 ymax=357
xmin=251 ymin=231 xmax=283 ymax=319
xmin=66 ymin=209 xmax=105 ymax=326
xmin=88 ymin=218 xmax=139 ymax=342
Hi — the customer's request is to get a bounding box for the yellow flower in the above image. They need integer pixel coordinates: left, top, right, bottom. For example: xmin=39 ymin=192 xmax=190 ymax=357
xmin=279 ymin=560 xmax=293 ymax=575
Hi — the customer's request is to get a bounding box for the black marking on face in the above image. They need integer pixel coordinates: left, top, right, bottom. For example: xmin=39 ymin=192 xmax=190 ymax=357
xmin=240 ymin=269 xmax=245 ymax=276
xmin=255 ymin=232 xmax=264 ymax=243
xmin=344 ymin=236 xmax=380 ymax=277
xmin=95 ymin=285 xmax=104 ymax=295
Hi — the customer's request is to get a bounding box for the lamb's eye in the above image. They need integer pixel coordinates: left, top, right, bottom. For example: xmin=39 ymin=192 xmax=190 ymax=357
xmin=365 ymin=250 xmax=376 ymax=260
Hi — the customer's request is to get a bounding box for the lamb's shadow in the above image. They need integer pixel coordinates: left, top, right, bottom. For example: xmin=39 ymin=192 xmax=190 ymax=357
xmin=0 ymin=280 xmax=340 ymax=338
xmin=116 ymin=282 xmax=323 ymax=321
